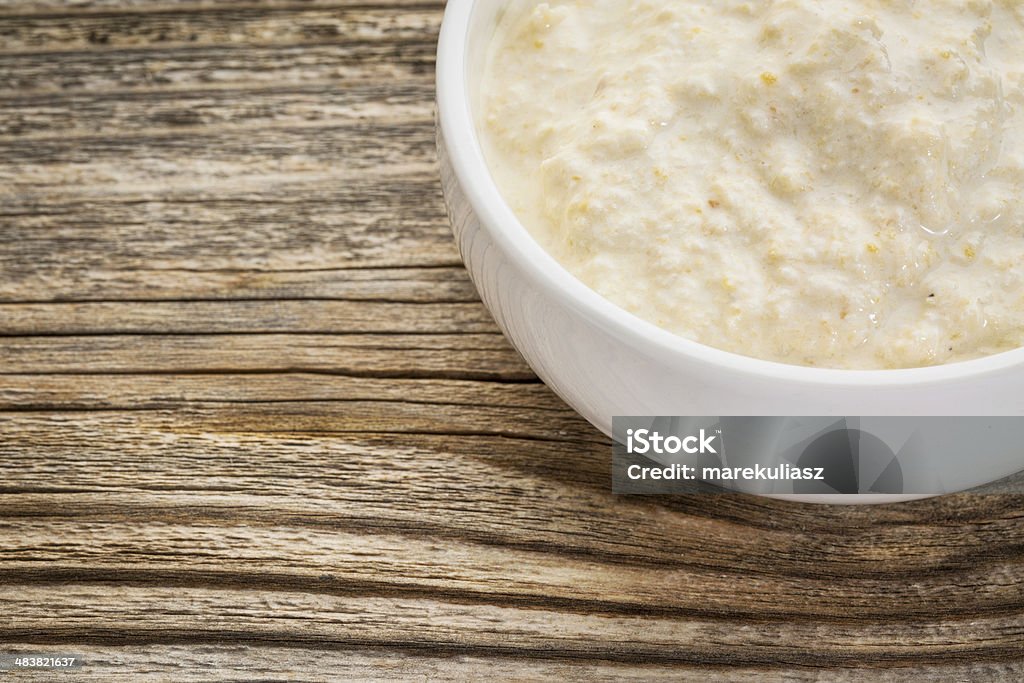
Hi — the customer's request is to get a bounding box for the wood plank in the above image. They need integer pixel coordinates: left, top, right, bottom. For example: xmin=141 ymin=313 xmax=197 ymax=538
xmin=0 ymin=122 xmax=436 ymax=186
xmin=0 ymin=300 xmax=498 ymax=335
xmin=0 ymin=6 xmax=441 ymax=54
xmin=3 ymin=585 xmax=1024 ymax=667
xmin=2 ymin=644 xmax=1019 ymax=682
xmin=0 ymin=42 xmax=436 ymax=95
xmin=0 ymin=373 xmax=564 ymax=409
xmin=0 ymin=266 xmax=477 ymax=306
xmin=0 ymin=0 xmax=443 ymax=18
xmin=1 ymin=484 xmax=1023 ymax=624
xmin=0 ymin=334 xmax=535 ymax=380
xmin=0 ymin=82 xmax=435 ymax=139
xmin=2 ymin=410 xmax=1024 ymax=586
xmin=0 ymin=179 xmax=458 ymax=288
xmin=0 ymin=263 xmax=472 ymax=304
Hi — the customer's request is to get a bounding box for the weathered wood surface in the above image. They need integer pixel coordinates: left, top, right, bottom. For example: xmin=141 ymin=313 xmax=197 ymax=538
xmin=1 ymin=1 xmax=1023 ymax=679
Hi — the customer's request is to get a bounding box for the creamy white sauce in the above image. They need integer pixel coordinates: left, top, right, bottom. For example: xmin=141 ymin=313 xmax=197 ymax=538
xmin=479 ymin=0 xmax=1024 ymax=369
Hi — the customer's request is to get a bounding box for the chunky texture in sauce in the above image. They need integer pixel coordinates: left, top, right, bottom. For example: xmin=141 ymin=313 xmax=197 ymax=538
xmin=480 ymin=0 xmax=1024 ymax=369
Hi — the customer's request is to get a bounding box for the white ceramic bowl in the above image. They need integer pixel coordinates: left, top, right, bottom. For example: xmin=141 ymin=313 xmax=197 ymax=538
xmin=435 ymin=0 xmax=1024 ymax=499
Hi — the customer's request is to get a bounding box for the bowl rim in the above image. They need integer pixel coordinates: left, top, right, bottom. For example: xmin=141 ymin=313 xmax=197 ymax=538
xmin=435 ymin=0 xmax=1024 ymax=390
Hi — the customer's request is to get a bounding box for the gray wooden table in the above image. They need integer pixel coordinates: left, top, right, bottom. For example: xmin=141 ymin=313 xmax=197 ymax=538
xmin=2 ymin=1 xmax=1023 ymax=679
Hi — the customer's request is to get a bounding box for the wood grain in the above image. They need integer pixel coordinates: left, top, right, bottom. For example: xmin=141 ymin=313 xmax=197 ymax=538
xmin=2 ymin=0 xmax=1023 ymax=680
